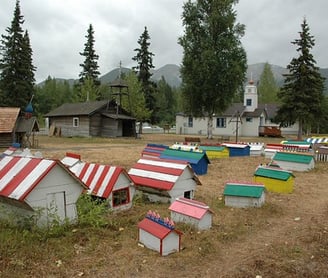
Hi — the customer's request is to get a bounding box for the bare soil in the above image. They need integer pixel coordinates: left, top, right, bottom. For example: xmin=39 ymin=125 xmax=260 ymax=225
xmin=1 ymin=134 xmax=327 ymax=278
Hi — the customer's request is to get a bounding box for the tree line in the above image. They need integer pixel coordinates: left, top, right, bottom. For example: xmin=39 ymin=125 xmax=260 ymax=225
xmin=0 ymin=0 xmax=327 ymax=137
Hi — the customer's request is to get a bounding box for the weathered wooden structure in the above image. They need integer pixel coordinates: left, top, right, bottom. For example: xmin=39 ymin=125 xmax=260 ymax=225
xmin=45 ymin=100 xmax=136 ymax=138
xmin=0 ymin=107 xmax=39 ymax=148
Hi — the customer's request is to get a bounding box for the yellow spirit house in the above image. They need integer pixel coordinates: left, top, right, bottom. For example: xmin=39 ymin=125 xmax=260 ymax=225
xmin=254 ymin=166 xmax=295 ymax=193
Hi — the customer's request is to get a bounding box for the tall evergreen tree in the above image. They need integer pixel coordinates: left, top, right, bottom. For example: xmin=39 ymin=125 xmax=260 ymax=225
xmin=179 ymin=0 xmax=247 ymax=139
xmin=0 ymin=0 xmax=36 ymax=110
xmin=132 ymin=26 xmax=156 ymax=118
xmin=258 ymin=62 xmax=278 ymax=103
xmin=78 ymin=24 xmax=100 ymax=100
xmin=275 ymin=18 xmax=325 ymax=140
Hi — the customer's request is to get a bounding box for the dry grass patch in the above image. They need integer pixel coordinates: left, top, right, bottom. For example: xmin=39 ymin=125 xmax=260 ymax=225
xmin=0 ymin=134 xmax=328 ymax=277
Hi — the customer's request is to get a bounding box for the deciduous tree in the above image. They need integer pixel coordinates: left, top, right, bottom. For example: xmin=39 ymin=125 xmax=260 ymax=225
xmin=179 ymin=0 xmax=247 ymax=139
xmin=258 ymin=62 xmax=278 ymax=103
xmin=121 ymin=71 xmax=151 ymax=134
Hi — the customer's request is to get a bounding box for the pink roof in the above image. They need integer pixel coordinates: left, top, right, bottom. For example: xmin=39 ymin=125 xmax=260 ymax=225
xmin=68 ymin=161 xmax=130 ymax=199
xmin=0 ymin=156 xmax=60 ymax=201
xmin=169 ymin=197 xmax=213 ymax=219
xmin=128 ymin=157 xmax=198 ymax=191
xmin=138 ymin=218 xmax=181 ymax=239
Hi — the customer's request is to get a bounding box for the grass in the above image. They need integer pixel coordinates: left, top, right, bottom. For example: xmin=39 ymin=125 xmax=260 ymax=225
xmin=0 ymin=134 xmax=328 ymax=277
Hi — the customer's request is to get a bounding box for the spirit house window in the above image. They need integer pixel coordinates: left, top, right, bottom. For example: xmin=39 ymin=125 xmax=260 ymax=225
xmin=73 ymin=117 xmax=79 ymax=127
xmin=113 ymin=188 xmax=129 ymax=207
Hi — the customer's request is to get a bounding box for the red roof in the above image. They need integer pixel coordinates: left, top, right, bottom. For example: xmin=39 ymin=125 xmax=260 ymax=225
xmin=129 ymin=157 xmax=197 ymax=191
xmin=0 ymin=156 xmax=82 ymax=201
xmin=68 ymin=161 xmax=130 ymax=199
xmin=138 ymin=218 xmax=181 ymax=239
xmin=169 ymin=197 xmax=213 ymax=219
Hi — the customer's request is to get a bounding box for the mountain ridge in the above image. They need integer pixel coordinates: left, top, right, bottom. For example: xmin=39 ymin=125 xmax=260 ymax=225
xmin=38 ymin=63 xmax=328 ymax=94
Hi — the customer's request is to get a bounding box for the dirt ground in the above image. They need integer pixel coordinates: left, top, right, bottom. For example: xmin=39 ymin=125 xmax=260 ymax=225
xmin=1 ymin=134 xmax=328 ymax=277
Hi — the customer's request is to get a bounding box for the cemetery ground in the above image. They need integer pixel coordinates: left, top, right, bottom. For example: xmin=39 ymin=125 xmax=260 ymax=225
xmin=0 ymin=134 xmax=327 ymax=277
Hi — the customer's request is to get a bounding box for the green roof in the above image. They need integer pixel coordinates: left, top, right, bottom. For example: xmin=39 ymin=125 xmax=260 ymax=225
xmin=161 ymin=148 xmax=209 ymax=163
xmin=254 ymin=167 xmax=294 ymax=180
xmin=199 ymin=145 xmax=226 ymax=152
xmin=273 ymin=152 xmax=314 ymax=164
xmin=223 ymin=184 xmax=265 ymax=198
xmin=281 ymin=140 xmax=310 ymax=146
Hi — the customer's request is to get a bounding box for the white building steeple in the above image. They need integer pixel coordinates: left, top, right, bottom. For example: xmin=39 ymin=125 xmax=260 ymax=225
xmin=243 ymin=76 xmax=258 ymax=112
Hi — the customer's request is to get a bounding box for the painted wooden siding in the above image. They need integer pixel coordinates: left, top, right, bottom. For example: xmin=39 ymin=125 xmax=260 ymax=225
xmin=254 ymin=176 xmax=294 ymax=193
xmin=25 ymin=164 xmax=84 ymax=225
xmin=224 ymin=194 xmax=265 ymax=208
xmin=162 ymin=232 xmax=180 ymax=256
xmin=171 ymin=211 xmax=212 ymax=230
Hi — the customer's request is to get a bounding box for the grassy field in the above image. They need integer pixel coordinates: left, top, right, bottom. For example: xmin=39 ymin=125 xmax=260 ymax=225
xmin=0 ymin=134 xmax=327 ymax=278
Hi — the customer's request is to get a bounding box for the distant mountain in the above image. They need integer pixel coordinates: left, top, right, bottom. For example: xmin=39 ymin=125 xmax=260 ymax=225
xmin=99 ymin=67 xmax=131 ymax=84
xmin=150 ymin=64 xmax=181 ymax=88
xmin=246 ymin=63 xmax=288 ymax=87
xmin=37 ymin=63 xmax=328 ymax=95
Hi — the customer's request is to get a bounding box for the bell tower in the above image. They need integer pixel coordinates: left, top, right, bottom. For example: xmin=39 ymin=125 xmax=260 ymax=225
xmin=243 ymin=77 xmax=258 ymax=112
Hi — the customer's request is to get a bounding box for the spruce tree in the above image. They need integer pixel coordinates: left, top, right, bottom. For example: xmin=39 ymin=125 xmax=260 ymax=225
xmin=0 ymin=0 xmax=35 ymax=110
xmin=275 ymin=18 xmax=325 ymax=139
xmin=179 ymin=0 xmax=247 ymax=139
xmin=132 ymin=26 xmax=156 ymax=117
xmin=78 ymin=24 xmax=100 ymax=100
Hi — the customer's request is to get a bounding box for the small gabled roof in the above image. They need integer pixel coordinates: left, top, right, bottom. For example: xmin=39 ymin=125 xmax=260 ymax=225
xmin=128 ymin=157 xmax=201 ymax=191
xmin=142 ymin=143 xmax=169 ymax=157
xmin=273 ymin=152 xmax=314 ymax=164
xmin=61 ymin=153 xmax=131 ymax=199
xmin=160 ymin=148 xmax=210 ymax=164
xmin=199 ymin=144 xmax=227 ymax=152
xmin=223 ymin=182 xmax=265 ymax=198
xmin=222 ymin=142 xmax=250 ymax=149
xmin=254 ymin=166 xmax=294 ymax=180
xmin=0 ymin=156 xmax=87 ymax=202
xmin=138 ymin=218 xmax=181 ymax=239
xmin=16 ymin=116 xmax=40 ymax=133
xmin=169 ymin=197 xmax=213 ymax=220
xmin=45 ymin=100 xmax=109 ymax=117
xmin=0 ymin=107 xmax=20 ymax=133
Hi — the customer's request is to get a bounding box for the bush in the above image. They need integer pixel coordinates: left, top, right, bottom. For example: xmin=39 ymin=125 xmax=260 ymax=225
xmin=76 ymin=194 xmax=110 ymax=228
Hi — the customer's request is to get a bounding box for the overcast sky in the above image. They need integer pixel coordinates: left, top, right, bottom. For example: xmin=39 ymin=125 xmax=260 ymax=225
xmin=1 ymin=0 xmax=327 ymax=83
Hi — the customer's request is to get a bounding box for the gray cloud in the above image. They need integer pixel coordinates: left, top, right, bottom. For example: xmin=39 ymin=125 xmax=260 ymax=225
xmin=0 ymin=0 xmax=327 ymax=83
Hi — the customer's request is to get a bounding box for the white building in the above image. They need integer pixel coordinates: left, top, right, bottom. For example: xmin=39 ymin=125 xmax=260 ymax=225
xmin=175 ymin=80 xmax=299 ymax=137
